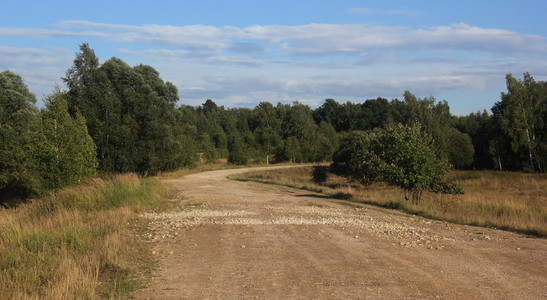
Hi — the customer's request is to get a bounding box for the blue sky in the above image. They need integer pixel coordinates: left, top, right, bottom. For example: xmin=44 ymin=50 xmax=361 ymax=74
xmin=1 ymin=0 xmax=546 ymax=115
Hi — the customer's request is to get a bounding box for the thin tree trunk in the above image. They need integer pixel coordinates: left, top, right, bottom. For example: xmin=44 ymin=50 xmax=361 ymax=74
xmin=519 ymin=96 xmax=534 ymax=171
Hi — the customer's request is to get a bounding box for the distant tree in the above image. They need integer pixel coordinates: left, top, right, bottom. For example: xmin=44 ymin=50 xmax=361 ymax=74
xmin=316 ymin=121 xmax=338 ymax=161
xmin=276 ymin=136 xmax=301 ymax=163
xmin=253 ymin=102 xmax=281 ymax=164
xmin=389 ymin=91 xmax=453 ymax=161
xmin=360 ymin=97 xmax=390 ymax=130
xmin=177 ymin=134 xmax=200 ymax=169
xmin=228 ymin=134 xmax=249 ymax=165
xmin=200 ymin=99 xmax=219 ymax=116
xmin=313 ymin=99 xmax=341 ymax=129
xmin=492 ymin=73 xmax=546 ymax=172
xmin=338 ymin=101 xmax=364 ymax=132
xmin=446 ymin=128 xmax=474 ymax=169
xmin=454 ymin=110 xmax=493 ymax=169
xmin=331 ymin=130 xmax=383 ymax=185
xmin=285 ymin=102 xmax=320 ymax=161
xmin=198 ymin=133 xmax=219 ymax=163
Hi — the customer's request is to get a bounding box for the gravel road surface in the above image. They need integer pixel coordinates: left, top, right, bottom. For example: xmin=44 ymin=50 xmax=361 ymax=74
xmin=136 ymin=166 xmax=546 ymax=299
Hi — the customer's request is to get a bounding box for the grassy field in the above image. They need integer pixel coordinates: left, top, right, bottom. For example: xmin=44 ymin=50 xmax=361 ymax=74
xmin=233 ymin=167 xmax=547 ymax=237
xmin=0 ymin=174 xmax=175 ymax=299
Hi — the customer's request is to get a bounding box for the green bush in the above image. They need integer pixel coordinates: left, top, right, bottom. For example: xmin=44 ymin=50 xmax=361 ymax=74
xmin=312 ymin=165 xmax=328 ymax=183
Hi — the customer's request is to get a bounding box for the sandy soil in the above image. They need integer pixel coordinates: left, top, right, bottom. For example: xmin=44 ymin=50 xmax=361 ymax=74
xmin=135 ymin=166 xmax=546 ymax=299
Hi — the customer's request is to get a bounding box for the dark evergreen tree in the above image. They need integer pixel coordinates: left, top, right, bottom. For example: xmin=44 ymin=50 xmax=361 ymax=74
xmin=454 ymin=110 xmax=494 ymax=169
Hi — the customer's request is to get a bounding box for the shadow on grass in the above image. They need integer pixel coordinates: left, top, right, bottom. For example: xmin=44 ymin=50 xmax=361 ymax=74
xmin=0 ymin=188 xmax=31 ymax=209
xmin=295 ymin=192 xmax=353 ymax=200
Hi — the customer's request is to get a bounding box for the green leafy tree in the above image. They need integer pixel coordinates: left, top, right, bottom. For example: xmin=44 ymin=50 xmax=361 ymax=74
xmin=198 ymin=133 xmax=219 ymax=163
xmin=64 ymin=44 xmax=188 ymax=175
xmin=313 ymin=99 xmax=344 ymax=131
xmin=0 ymin=70 xmax=40 ymax=197
xmin=253 ymin=102 xmax=281 ymax=164
xmin=228 ymin=134 xmax=249 ymax=165
xmin=360 ymin=97 xmax=390 ymax=130
xmin=284 ymin=102 xmax=320 ymax=162
xmin=331 ymin=124 xmax=458 ymax=203
xmin=389 ymin=91 xmax=453 ymax=161
xmin=177 ymin=134 xmax=200 ymax=169
xmin=35 ymin=90 xmax=97 ymax=190
xmin=376 ymin=124 xmax=454 ymax=202
xmin=276 ymin=136 xmax=301 ymax=163
xmin=492 ymin=73 xmax=546 ymax=172
xmin=316 ymin=121 xmax=338 ymax=161
xmin=331 ymin=130 xmax=383 ymax=185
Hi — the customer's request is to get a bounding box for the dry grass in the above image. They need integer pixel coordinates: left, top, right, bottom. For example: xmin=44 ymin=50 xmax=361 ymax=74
xmin=0 ymin=174 xmax=173 ymax=299
xmin=234 ymin=167 xmax=547 ymax=237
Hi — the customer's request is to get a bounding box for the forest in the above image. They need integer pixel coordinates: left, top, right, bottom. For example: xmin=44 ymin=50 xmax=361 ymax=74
xmin=1 ymin=43 xmax=546 ymax=200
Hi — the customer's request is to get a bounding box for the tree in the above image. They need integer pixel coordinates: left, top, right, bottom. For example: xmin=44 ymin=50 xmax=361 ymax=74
xmin=389 ymin=91 xmax=453 ymax=161
xmin=284 ymin=102 xmax=320 ymax=162
xmin=492 ymin=73 xmax=546 ymax=172
xmin=0 ymin=70 xmax=40 ymax=197
xmin=314 ymin=99 xmax=343 ymax=131
xmin=446 ymin=128 xmax=474 ymax=169
xmin=331 ymin=130 xmax=383 ymax=185
xmin=360 ymin=97 xmax=390 ymax=130
xmin=375 ymin=123 xmax=454 ymax=203
xmin=35 ymin=90 xmax=97 ymax=190
xmin=253 ymin=102 xmax=281 ymax=164
xmin=454 ymin=110 xmax=493 ymax=169
xmin=228 ymin=134 xmax=249 ymax=165
xmin=316 ymin=121 xmax=338 ymax=161
xmin=331 ymin=124 xmax=459 ymax=203
xmin=64 ymin=45 xmax=188 ymax=175
xmin=198 ymin=133 xmax=219 ymax=163
xmin=276 ymin=136 xmax=301 ymax=163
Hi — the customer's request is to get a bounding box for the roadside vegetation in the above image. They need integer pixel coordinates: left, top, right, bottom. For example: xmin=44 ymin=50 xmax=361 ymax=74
xmin=0 ymin=174 xmax=174 ymax=299
xmin=234 ymin=167 xmax=547 ymax=237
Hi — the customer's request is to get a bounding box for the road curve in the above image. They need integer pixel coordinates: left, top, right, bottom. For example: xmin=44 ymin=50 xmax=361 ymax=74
xmin=136 ymin=166 xmax=546 ymax=299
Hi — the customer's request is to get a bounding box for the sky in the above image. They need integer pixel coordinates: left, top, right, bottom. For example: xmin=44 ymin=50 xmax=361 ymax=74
xmin=1 ymin=0 xmax=546 ymax=115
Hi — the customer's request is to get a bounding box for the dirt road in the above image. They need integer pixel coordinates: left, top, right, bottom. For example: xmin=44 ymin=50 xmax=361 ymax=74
xmin=136 ymin=166 xmax=546 ymax=299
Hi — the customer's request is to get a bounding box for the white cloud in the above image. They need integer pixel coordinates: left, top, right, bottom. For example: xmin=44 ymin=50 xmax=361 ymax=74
xmin=8 ymin=20 xmax=542 ymax=61
xmin=2 ymin=20 xmax=547 ymax=111
xmin=240 ymin=23 xmax=547 ymax=57
xmin=59 ymin=20 xmax=234 ymax=50
xmin=0 ymin=46 xmax=73 ymax=99
xmin=118 ymin=48 xmax=264 ymax=65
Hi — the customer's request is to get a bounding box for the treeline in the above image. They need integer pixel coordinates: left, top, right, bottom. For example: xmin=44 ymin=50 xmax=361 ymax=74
xmin=1 ymin=43 xmax=546 ymax=199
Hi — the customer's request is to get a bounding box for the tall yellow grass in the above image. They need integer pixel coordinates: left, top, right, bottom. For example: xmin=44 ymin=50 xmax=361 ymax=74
xmin=0 ymin=174 xmax=169 ymax=299
xmin=235 ymin=167 xmax=547 ymax=237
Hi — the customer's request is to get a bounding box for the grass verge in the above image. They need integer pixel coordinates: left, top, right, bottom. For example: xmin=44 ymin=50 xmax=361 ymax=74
xmin=0 ymin=173 xmax=175 ymax=299
xmin=233 ymin=167 xmax=547 ymax=237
